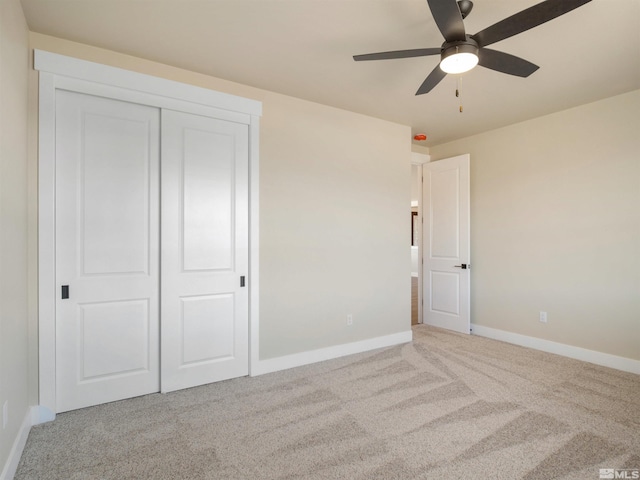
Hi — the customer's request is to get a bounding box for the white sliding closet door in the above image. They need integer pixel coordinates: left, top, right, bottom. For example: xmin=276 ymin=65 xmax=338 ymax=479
xmin=160 ymin=110 xmax=249 ymax=393
xmin=55 ymin=91 xmax=161 ymax=412
xmin=53 ymin=93 xmax=250 ymax=411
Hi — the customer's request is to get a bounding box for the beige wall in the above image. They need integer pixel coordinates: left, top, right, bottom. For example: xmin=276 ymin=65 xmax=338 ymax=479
xmin=28 ymin=34 xmax=412 ymax=364
xmin=411 ymin=165 xmax=420 ymax=205
xmin=430 ymin=90 xmax=640 ymax=360
xmin=411 ymin=144 xmax=430 ymax=156
xmin=258 ymin=94 xmax=410 ymax=357
xmin=0 ymin=0 xmax=29 ymax=468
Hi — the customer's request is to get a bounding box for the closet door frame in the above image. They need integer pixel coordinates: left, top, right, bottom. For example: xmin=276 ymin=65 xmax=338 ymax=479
xmin=36 ymin=50 xmax=262 ymax=419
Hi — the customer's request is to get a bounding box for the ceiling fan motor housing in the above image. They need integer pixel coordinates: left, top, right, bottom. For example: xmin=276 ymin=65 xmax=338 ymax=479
xmin=440 ymin=36 xmax=479 ymax=73
xmin=441 ymin=36 xmax=479 ymax=61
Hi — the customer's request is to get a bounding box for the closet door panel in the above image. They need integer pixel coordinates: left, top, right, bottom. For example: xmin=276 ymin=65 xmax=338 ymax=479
xmin=182 ymin=127 xmax=234 ymax=271
xmin=161 ymin=109 xmax=249 ymax=392
xmin=55 ymin=91 xmax=160 ymax=412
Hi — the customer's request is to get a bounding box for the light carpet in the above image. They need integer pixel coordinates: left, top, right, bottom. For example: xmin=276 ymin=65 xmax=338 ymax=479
xmin=15 ymin=325 xmax=640 ymax=479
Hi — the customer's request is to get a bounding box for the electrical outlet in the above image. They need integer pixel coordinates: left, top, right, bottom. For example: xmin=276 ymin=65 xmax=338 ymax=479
xmin=347 ymin=314 xmax=353 ymax=326
xmin=539 ymin=311 xmax=548 ymax=323
xmin=2 ymin=401 xmax=7 ymax=429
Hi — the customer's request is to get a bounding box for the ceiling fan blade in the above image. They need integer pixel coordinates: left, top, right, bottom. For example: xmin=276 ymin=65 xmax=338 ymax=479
xmin=426 ymin=0 xmax=466 ymax=42
xmin=478 ymin=48 xmax=539 ymax=77
xmin=472 ymin=0 xmax=592 ymax=48
xmin=416 ymin=64 xmax=447 ymax=95
xmin=353 ymin=48 xmax=441 ymax=61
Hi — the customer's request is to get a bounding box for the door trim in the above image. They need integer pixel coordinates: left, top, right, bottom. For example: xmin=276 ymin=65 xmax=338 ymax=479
xmin=411 ymin=152 xmax=430 ymax=325
xmin=36 ymin=50 xmax=262 ymax=417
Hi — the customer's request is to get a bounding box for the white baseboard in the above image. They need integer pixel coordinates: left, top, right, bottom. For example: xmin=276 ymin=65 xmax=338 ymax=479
xmin=471 ymin=324 xmax=640 ymax=375
xmin=251 ymin=330 xmax=413 ymax=377
xmin=0 ymin=407 xmax=33 ymax=480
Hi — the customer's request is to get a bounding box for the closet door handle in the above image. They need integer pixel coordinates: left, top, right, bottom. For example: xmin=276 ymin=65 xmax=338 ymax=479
xmin=61 ymin=285 xmax=69 ymax=299
xmin=240 ymin=276 xmax=246 ymax=287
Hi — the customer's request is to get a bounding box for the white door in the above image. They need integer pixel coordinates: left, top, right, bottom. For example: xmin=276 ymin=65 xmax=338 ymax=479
xmin=422 ymin=154 xmax=471 ymax=334
xmin=160 ymin=110 xmax=249 ymax=393
xmin=55 ymin=91 xmax=161 ymax=412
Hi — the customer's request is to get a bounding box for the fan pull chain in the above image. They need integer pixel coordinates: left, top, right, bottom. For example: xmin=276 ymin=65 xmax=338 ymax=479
xmin=456 ymin=77 xmax=463 ymax=113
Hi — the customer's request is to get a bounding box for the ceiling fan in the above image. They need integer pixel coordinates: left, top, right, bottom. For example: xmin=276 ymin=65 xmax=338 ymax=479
xmin=353 ymin=0 xmax=592 ymax=95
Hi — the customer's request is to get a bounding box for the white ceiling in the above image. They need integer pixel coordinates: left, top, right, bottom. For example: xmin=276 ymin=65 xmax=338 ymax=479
xmin=20 ymin=0 xmax=640 ymax=146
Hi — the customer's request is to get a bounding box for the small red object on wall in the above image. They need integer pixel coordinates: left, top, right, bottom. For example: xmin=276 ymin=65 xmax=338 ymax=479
xmin=413 ymin=134 xmax=427 ymax=141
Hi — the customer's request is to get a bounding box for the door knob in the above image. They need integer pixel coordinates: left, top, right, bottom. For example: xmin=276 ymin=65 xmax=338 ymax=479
xmin=453 ymin=264 xmax=470 ymax=269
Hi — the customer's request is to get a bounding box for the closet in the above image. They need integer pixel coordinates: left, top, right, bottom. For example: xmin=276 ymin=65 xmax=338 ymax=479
xmin=36 ymin=51 xmax=260 ymax=414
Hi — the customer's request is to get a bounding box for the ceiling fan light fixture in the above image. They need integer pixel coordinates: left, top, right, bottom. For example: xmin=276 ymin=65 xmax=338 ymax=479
xmin=440 ymin=43 xmax=479 ymax=74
